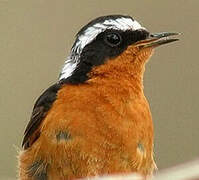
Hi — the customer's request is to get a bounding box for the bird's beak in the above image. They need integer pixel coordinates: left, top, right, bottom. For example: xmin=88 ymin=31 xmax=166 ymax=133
xmin=135 ymin=32 xmax=180 ymax=48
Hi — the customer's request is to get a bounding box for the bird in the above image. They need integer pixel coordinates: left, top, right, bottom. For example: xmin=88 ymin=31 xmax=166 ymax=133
xmin=18 ymin=15 xmax=179 ymax=180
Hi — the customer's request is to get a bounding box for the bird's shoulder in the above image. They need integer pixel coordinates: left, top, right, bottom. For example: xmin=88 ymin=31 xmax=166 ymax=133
xmin=22 ymin=82 xmax=62 ymax=149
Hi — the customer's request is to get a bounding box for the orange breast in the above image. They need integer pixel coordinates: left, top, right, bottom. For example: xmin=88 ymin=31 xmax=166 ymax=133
xmin=29 ymin=80 xmax=155 ymax=178
xmin=19 ymin=47 xmax=156 ymax=180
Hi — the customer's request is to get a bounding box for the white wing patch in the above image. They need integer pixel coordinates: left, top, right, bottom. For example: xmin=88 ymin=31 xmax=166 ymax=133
xmin=59 ymin=17 xmax=145 ymax=80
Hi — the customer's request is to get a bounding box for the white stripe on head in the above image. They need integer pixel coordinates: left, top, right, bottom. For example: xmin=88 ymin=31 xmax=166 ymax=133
xmin=59 ymin=16 xmax=145 ymax=80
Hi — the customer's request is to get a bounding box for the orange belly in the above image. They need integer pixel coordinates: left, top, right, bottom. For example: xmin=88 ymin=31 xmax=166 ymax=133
xmin=19 ymin=83 xmax=156 ymax=180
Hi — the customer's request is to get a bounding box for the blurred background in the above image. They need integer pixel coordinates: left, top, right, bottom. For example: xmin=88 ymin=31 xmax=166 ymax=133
xmin=0 ymin=0 xmax=198 ymax=179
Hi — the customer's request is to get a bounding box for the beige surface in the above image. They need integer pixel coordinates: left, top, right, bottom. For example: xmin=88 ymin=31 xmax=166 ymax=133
xmin=0 ymin=0 xmax=198 ymax=178
xmin=81 ymin=159 xmax=199 ymax=180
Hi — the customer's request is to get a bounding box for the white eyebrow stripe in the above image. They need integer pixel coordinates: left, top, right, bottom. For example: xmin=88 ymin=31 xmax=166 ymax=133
xmin=78 ymin=18 xmax=145 ymax=50
xmin=59 ymin=56 xmax=79 ymax=80
xmin=59 ymin=17 xmax=145 ymax=80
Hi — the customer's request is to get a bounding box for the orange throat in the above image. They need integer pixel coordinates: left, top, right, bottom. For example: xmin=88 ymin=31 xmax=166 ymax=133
xmin=88 ymin=46 xmax=154 ymax=96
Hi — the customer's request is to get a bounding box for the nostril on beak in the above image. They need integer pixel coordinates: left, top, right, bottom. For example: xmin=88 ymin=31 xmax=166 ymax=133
xmin=150 ymin=34 xmax=155 ymax=38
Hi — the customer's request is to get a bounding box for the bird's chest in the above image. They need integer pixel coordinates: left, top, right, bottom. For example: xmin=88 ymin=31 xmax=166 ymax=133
xmin=41 ymin=88 xmax=156 ymax=176
xmin=91 ymin=95 xmax=155 ymax=174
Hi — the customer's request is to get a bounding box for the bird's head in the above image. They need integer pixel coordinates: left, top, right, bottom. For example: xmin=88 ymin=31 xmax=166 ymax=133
xmin=59 ymin=15 xmax=179 ymax=84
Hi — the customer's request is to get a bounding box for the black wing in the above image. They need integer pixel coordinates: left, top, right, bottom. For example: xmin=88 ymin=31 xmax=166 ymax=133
xmin=22 ymin=83 xmax=61 ymax=149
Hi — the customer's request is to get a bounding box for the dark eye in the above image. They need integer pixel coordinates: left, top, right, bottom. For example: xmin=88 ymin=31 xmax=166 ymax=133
xmin=104 ymin=32 xmax=122 ymax=47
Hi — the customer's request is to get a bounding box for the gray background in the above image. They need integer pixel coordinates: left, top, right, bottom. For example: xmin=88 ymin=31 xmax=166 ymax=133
xmin=0 ymin=0 xmax=198 ymax=179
